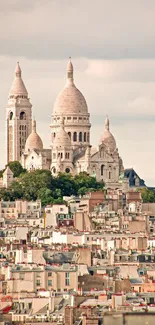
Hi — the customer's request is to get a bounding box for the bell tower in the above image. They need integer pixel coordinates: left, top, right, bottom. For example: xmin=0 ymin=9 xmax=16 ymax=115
xmin=6 ymin=62 xmax=32 ymax=163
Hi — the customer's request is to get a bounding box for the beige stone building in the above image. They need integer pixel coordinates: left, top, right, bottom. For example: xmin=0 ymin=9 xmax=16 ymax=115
xmin=6 ymin=60 xmax=126 ymax=189
xmin=6 ymin=62 xmax=32 ymax=163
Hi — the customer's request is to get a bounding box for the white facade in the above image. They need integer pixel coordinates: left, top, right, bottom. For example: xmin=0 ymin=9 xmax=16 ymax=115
xmin=6 ymin=63 xmax=32 ymax=163
xmin=45 ymin=204 xmax=69 ymax=227
xmin=7 ymin=60 xmax=125 ymax=189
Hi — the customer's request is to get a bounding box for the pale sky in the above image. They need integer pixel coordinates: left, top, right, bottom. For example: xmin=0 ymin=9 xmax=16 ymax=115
xmin=0 ymin=0 xmax=155 ymax=185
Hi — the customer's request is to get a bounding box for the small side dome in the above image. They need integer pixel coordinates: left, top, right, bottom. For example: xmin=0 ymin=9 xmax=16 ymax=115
xmin=53 ymin=117 xmax=71 ymax=147
xmin=100 ymin=116 xmax=116 ymax=152
xmin=25 ymin=120 xmax=43 ymax=151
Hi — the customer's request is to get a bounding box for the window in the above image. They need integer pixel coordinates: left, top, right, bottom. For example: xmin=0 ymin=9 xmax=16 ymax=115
xmin=84 ymin=132 xmax=86 ymax=142
xmin=61 ymin=153 xmax=63 ymax=158
xmin=20 ymin=111 xmax=26 ymax=120
xmin=36 ymin=280 xmax=40 ymax=286
xmin=101 ymin=165 xmax=104 ymax=176
xmin=73 ymin=132 xmax=77 ymax=142
xmin=48 ymin=272 xmax=52 ymax=277
xmin=65 ymin=272 xmax=70 ymax=286
xmin=79 ymin=132 xmax=82 ymax=142
xmin=68 ymin=132 xmax=71 ymax=139
xmin=20 ymin=273 xmax=25 ymax=280
xmin=109 ymin=171 xmax=111 ymax=179
xmin=48 ymin=280 xmax=52 ymax=286
xmin=9 ymin=112 xmax=13 ymax=120
xmin=65 ymin=168 xmax=70 ymax=173
xmin=87 ymin=133 xmax=89 ymax=142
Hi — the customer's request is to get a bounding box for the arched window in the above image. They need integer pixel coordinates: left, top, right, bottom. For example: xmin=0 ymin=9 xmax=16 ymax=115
xmin=65 ymin=153 xmax=67 ymax=159
xmin=79 ymin=132 xmax=82 ymax=142
xmin=68 ymin=132 xmax=71 ymax=139
xmin=19 ymin=125 xmax=22 ymax=130
xmin=61 ymin=153 xmax=63 ymax=158
xmin=87 ymin=132 xmax=89 ymax=142
xmin=109 ymin=171 xmax=111 ymax=179
xmin=9 ymin=112 xmax=13 ymax=120
xmin=52 ymin=167 xmax=56 ymax=174
xmin=20 ymin=111 xmax=26 ymax=120
xmin=68 ymin=153 xmax=70 ymax=159
xmin=53 ymin=132 xmax=56 ymax=138
xmin=84 ymin=132 xmax=86 ymax=142
xmin=101 ymin=165 xmax=104 ymax=176
xmin=73 ymin=132 xmax=77 ymax=142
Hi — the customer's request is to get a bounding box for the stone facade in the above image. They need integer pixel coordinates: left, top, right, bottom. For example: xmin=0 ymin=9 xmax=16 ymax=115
xmin=7 ymin=60 xmax=126 ymax=189
xmin=6 ymin=63 xmax=32 ymax=163
xmin=49 ymin=59 xmax=124 ymax=188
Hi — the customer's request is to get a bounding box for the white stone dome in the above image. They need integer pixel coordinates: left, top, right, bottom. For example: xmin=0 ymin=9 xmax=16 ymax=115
xmin=100 ymin=116 xmax=116 ymax=152
xmin=53 ymin=117 xmax=71 ymax=147
xmin=53 ymin=59 xmax=88 ymax=115
xmin=9 ymin=62 xmax=28 ymax=98
xmin=25 ymin=120 xmax=43 ymax=151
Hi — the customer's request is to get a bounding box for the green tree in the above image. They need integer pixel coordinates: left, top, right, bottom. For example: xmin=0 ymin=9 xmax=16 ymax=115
xmin=0 ymin=169 xmax=105 ymax=204
xmin=37 ymin=188 xmax=54 ymax=206
xmin=7 ymin=161 xmax=27 ymax=178
xmin=139 ymin=188 xmax=155 ymax=203
xmin=0 ymin=169 xmax=4 ymax=178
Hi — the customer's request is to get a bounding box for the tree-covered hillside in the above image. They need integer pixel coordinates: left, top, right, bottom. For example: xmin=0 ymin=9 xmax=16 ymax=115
xmin=0 ymin=163 xmax=104 ymax=206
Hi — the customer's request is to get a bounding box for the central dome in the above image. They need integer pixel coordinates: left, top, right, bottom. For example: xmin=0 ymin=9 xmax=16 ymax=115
xmin=53 ymin=59 xmax=88 ymax=115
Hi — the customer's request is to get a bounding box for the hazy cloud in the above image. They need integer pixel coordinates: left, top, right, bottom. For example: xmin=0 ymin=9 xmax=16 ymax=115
xmin=0 ymin=0 xmax=155 ymax=185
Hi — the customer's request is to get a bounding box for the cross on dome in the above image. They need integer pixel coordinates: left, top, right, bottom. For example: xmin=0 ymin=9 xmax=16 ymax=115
xmin=67 ymin=57 xmax=74 ymax=85
xmin=105 ymin=115 xmax=109 ymax=130
xmin=32 ymin=119 xmax=36 ymax=132
xmin=15 ymin=62 xmax=21 ymax=77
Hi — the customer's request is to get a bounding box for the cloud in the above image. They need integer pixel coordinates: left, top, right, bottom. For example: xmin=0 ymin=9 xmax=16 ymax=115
xmin=0 ymin=0 xmax=155 ymax=59
xmin=0 ymin=0 xmax=155 ymax=186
